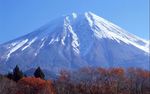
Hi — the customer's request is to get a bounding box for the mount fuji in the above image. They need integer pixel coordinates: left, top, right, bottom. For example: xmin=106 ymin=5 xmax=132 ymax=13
xmin=0 ymin=12 xmax=149 ymax=74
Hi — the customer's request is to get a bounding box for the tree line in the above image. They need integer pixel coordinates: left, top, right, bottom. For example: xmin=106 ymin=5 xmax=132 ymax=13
xmin=7 ymin=65 xmax=45 ymax=82
xmin=0 ymin=66 xmax=150 ymax=94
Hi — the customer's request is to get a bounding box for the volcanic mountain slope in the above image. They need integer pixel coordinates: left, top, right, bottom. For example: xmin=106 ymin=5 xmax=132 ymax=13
xmin=0 ymin=12 xmax=149 ymax=74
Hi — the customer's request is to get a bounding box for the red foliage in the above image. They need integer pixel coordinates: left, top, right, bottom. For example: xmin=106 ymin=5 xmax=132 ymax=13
xmin=17 ymin=77 xmax=55 ymax=94
xmin=0 ymin=67 xmax=149 ymax=94
xmin=110 ymin=68 xmax=124 ymax=76
xmin=55 ymin=67 xmax=150 ymax=94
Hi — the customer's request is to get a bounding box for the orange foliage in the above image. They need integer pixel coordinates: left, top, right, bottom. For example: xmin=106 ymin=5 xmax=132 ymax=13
xmin=19 ymin=77 xmax=48 ymax=88
xmin=97 ymin=67 xmax=108 ymax=75
xmin=55 ymin=67 xmax=150 ymax=94
xmin=17 ymin=77 xmax=55 ymax=94
xmin=110 ymin=68 xmax=124 ymax=76
xmin=0 ymin=67 xmax=149 ymax=94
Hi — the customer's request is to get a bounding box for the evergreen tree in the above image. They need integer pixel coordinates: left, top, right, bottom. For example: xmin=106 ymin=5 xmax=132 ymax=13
xmin=34 ymin=67 xmax=45 ymax=79
xmin=13 ymin=65 xmax=24 ymax=82
xmin=6 ymin=73 xmax=13 ymax=80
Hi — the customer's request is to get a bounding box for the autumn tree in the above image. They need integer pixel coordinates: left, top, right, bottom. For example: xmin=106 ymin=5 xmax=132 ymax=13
xmin=109 ymin=68 xmax=125 ymax=94
xmin=1 ymin=66 xmax=150 ymax=94
xmin=17 ymin=77 xmax=55 ymax=94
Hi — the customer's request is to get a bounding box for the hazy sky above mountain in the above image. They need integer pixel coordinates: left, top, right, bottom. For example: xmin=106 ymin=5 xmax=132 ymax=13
xmin=0 ymin=0 xmax=149 ymax=44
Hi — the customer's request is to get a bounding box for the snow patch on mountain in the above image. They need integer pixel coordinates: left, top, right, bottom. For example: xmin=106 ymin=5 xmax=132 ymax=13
xmin=64 ymin=16 xmax=80 ymax=54
xmin=72 ymin=12 xmax=77 ymax=19
xmin=22 ymin=37 xmax=37 ymax=51
xmin=85 ymin=12 xmax=149 ymax=53
xmin=6 ymin=39 xmax=28 ymax=60
xmin=49 ymin=39 xmax=54 ymax=45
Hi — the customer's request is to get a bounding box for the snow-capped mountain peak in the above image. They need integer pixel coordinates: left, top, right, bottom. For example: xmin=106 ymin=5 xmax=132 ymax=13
xmin=0 ymin=12 xmax=149 ymax=74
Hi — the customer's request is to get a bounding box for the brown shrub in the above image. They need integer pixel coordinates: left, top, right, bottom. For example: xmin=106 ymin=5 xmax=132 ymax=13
xmin=0 ymin=75 xmax=18 ymax=94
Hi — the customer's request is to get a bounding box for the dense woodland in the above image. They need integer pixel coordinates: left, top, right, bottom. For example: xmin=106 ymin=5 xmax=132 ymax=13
xmin=0 ymin=66 xmax=150 ymax=94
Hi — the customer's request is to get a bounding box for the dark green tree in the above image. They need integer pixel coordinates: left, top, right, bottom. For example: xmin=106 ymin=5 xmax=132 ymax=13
xmin=6 ymin=73 xmax=13 ymax=80
xmin=13 ymin=65 xmax=24 ymax=82
xmin=34 ymin=67 xmax=45 ymax=79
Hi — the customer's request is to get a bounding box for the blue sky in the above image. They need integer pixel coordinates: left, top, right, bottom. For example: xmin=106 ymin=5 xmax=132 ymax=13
xmin=0 ymin=0 xmax=149 ymax=44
